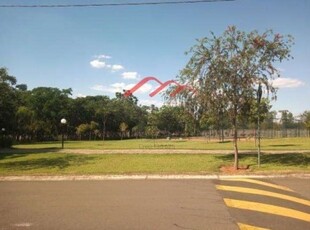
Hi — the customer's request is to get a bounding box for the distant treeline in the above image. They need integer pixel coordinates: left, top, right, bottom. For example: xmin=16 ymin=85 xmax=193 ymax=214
xmin=1 ymin=67 xmax=310 ymax=145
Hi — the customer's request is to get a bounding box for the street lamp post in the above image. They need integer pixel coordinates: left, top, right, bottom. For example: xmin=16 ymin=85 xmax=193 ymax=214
xmin=60 ymin=118 xmax=67 ymax=149
xmin=1 ymin=128 xmax=6 ymax=148
xmin=1 ymin=128 xmax=5 ymax=139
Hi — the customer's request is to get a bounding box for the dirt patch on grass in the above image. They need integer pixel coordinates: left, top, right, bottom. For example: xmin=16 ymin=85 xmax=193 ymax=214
xmin=220 ymin=165 xmax=251 ymax=174
xmin=60 ymin=149 xmax=235 ymax=154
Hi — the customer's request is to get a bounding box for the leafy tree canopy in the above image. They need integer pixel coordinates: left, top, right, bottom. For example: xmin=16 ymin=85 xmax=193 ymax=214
xmin=169 ymin=26 xmax=294 ymax=168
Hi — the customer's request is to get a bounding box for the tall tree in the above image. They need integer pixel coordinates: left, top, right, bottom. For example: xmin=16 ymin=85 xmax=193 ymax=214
xmin=16 ymin=106 xmax=35 ymax=140
xmin=28 ymin=87 xmax=72 ymax=140
xmin=171 ymin=26 xmax=294 ymax=169
xmin=157 ymin=106 xmax=184 ymax=136
xmin=280 ymin=110 xmax=295 ymax=129
xmin=261 ymin=110 xmax=277 ymax=130
xmin=301 ymin=111 xmax=310 ymax=136
xmin=119 ymin=122 xmax=128 ymax=140
xmin=0 ymin=68 xmax=18 ymax=135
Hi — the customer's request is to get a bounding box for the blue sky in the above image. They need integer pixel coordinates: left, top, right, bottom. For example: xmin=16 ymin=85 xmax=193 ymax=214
xmin=0 ymin=0 xmax=309 ymax=116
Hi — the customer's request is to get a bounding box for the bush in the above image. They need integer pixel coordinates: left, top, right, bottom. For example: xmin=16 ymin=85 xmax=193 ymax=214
xmin=0 ymin=136 xmax=13 ymax=148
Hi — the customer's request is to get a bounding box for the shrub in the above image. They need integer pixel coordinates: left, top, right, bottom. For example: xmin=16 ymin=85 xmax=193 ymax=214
xmin=0 ymin=136 xmax=13 ymax=148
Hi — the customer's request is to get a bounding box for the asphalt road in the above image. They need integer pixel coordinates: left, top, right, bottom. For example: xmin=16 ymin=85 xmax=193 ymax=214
xmin=215 ymin=178 xmax=310 ymax=230
xmin=0 ymin=178 xmax=309 ymax=230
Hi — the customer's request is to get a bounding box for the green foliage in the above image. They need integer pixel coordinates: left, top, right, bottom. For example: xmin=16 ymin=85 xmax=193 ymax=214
xmin=280 ymin=110 xmax=296 ymax=129
xmin=261 ymin=110 xmax=277 ymax=130
xmin=156 ymin=106 xmax=184 ymax=135
xmin=75 ymin=121 xmax=99 ymax=140
xmin=76 ymin=123 xmax=91 ymax=139
xmin=119 ymin=122 xmax=128 ymax=140
xmin=27 ymin=87 xmax=72 ymax=140
xmin=145 ymin=126 xmax=160 ymax=139
xmin=0 ymin=136 xmax=13 ymax=148
xmin=0 ymin=68 xmax=18 ymax=134
xmin=170 ymin=26 xmax=294 ymax=168
xmin=301 ymin=111 xmax=310 ymax=130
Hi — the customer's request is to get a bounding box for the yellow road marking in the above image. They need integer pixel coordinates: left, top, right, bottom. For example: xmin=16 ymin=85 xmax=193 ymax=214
xmin=224 ymin=198 xmax=310 ymax=222
xmin=237 ymin=223 xmax=270 ymax=230
xmin=217 ymin=185 xmax=310 ymax=206
xmin=221 ymin=178 xmax=293 ymax=192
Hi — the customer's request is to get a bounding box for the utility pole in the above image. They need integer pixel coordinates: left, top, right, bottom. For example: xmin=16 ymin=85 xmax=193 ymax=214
xmin=257 ymin=83 xmax=262 ymax=167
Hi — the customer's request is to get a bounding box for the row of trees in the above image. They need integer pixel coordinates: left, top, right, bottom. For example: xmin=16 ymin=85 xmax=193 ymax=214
xmin=1 ymin=66 xmax=309 ymax=144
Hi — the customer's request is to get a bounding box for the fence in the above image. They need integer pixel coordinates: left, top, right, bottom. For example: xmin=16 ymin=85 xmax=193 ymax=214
xmin=201 ymin=129 xmax=310 ymax=139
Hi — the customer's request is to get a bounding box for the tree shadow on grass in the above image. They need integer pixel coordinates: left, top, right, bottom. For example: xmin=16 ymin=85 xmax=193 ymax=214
xmin=0 ymin=147 xmax=61 ymax=160
xmin=0 ymin=154 xmax=96 ymax=171
xmin=261 ymin=153 xmax=310 ymax=166
xmin=216 ymin=153 xmax=310 ymax=167
xmin=215 ymin=154 xmax=255 ymax=160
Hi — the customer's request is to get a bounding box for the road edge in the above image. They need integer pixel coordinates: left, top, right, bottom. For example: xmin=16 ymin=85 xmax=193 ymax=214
xmin=1 ymin=173 xmax=310 ymax=181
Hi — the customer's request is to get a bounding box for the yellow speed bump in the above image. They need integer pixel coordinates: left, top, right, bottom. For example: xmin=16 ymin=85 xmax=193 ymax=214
xmin=237 ymin=223 xmax=270 ymax=230
xmin=221 ymin=178 xmax=293 ymax=192
xmin=217 ymin=185 xmax=310 ymax=206
xmin=224 ymin=198 xmax=310 ymax=222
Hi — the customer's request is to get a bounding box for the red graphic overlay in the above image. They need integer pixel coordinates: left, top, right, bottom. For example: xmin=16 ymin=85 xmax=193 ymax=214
xmin=124 ymin=76 xmax=194 ymax=98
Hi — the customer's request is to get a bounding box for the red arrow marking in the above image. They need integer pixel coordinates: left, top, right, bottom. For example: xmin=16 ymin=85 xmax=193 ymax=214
xmin=124 ymin=76 xmax=196 ymax=98
xmin=149 ymin=80 xmax=181 ymax=97
xmin=170 ymin=85 xmax=187 ymax=97
xmin=124 ymin=76 xmax=163 ymax=97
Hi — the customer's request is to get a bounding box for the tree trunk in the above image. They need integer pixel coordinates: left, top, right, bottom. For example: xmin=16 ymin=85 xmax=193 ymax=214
xmin=102 ymin=119 xmax=106 ymax=141
xmin=233 ymin=118 xmax=239 ymax=170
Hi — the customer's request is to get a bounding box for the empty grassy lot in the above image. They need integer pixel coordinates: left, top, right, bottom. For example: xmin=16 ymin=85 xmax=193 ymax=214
xmin=0 ymin=152 xmax=309 ymax=176
xmin=0 ymin=137 xmax=309 ymax=176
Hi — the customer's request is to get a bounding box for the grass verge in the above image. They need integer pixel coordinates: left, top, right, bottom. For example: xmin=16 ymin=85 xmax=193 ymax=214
xmin=0 ymin=150 xmax=309 ymax=176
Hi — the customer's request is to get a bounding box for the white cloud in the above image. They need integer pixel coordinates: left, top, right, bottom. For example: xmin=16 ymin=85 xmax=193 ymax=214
xmin=96 ymin=54 xmax=111 ymax=59
xmin=90 ymin=59 xmax=106 ymax=69
xmin=122 ymin=72 xmax=138 ymax=79
xmin=70 ymin=92 xmax=88 ymax=99
xmin=139 ymin=99 xmax=163 ymax=107
xmin=76 ymin=93 xmax=87 ymax=98
xmin=91 ymin=84 xmax=106 ymax=91
xmin=111 ymin=82 xmax=128 ymax=92
xmin=110 ymin=82 xmax=152 ymax=94
xmin=137 ymin=83 xmax=152 ymax=93
xmin=91 ymin=82 xmax=152 ymax=94
xmin=91 ymin=83 xmax=130 ymax=94
xmin=111 ymin=64 xmax=124 ymax=71
xmin=271 ymin=77 xmax=305 ymax=88
xmin=90 ymin=54 xmax=123 ymax=72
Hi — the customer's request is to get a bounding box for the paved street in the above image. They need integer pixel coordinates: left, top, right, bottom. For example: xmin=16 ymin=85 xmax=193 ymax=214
xmin=0 ymin=178 xmax=309 ymax=230
xmin=216 ymin=178 xmax=310 ymax=229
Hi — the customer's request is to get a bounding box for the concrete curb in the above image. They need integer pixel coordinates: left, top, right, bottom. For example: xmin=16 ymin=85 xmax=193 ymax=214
xmin=1 ymin=174 xmax=310 ymax=181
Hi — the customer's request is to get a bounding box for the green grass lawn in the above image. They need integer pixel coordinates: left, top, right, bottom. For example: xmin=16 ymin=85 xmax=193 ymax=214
xmin=0 ymin=151 xmax=309 ymax=176
xmin=1 ymin=137 xmax=309 ymax=176
xmin=11 ymin=137 xmax=310 ymax=151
